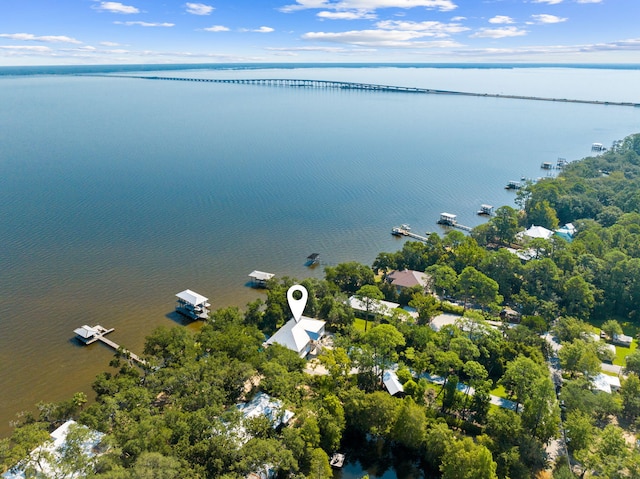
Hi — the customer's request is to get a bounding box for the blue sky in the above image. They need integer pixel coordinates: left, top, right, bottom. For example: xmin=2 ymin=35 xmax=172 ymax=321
xmin=0 ymin=0 xmax=638 ymax=65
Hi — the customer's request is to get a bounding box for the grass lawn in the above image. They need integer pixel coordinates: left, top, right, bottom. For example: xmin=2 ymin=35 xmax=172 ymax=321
xmin=614 ymin=340 xmax=637 ymax=367
xmin=353 ymin=318 xmax=373 ymax=333
xmin=490 ymin=384 xmax=510 ymax=400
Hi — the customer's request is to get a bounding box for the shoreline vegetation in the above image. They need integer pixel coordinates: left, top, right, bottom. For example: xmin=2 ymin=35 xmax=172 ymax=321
xmin=3 ymin=133 xmax=640 ymax=478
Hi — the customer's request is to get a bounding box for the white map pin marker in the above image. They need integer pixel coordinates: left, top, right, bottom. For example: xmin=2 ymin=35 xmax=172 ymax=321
xmin=287 ymin=285 xmax=308 ymax=323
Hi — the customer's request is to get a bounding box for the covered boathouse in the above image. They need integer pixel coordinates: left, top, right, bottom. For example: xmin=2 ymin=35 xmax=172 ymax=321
xmin=248 ymin=270 xmax=275 ymax=288
xmin=175 ymin=289 xmax=210 ymax=320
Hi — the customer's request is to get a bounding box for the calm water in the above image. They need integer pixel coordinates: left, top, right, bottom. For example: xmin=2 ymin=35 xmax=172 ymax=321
xmin=1 ymin=65 xmax=639 ymax=438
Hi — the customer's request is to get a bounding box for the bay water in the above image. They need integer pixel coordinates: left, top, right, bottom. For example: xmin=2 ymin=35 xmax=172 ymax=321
xmin=1 ymin=65 xmax=639 ymax=445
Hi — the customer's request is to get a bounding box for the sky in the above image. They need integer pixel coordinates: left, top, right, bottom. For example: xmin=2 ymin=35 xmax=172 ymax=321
xmin=0 ymin=0 xmax=639 ymax=65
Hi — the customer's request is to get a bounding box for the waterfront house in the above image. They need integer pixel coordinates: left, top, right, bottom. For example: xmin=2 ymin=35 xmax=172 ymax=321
xmin=264 ymin=316 xmax=326 ymax=358
xmin=2 ymin=421 xmax=104 ymax=479
xmin=175 ymin=289 xmax=210 ymax=320
xmin=520 ymin=225 xmax=554 ymax=240
xmin=386 ymin=269 xmax=431 ymax=293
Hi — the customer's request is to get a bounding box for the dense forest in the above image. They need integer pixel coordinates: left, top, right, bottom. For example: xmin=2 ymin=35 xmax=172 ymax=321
xmin=3 ymin=134 xmax=640 ymax=479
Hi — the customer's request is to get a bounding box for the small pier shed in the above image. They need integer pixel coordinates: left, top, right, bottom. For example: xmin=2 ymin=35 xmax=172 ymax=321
xmin=175 ymin=289 xmax=210 ymax=320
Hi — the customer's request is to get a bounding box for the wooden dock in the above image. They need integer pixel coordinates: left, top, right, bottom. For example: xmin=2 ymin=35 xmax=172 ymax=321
xmin=74 ymin=325 xmax=146 ymax=366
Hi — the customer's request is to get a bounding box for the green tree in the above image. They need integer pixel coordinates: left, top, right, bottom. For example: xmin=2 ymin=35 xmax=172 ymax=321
xmin=408 ymin=292 xmax=439 ymax=325
xmin=557 ymin=339 xmax=600 ymax=379
xmin=600 ymin=319 xmax=623 ymax=340
xmin=520 ymin=376 xmax=560 ymax=443
xmin=440 ymin=437 xmax=498 ymax=479
xmin=500 ymin=355 xmax=546 ymax=413
xmin=624 ymin=349 xmax=640 ymax=376
xmin=458 ymin=266 xmax=502 ymax=312
xmin=355 ymin=284 xmax=384 ymax=331
xmin=425 ymin=264 xmax=457 ymax=299
xmin=564 ymin=410 xmax=594 ymax=454
xmin=491 ymin=205 xmax=520 ymax=245
xmin=364 ymin=324 xmax=406 ymax=383
xmin=562 ymin=276 xmax=595 ymax=319
xmin=526 ymin=199 xmax=559 ymax=230
xmin=620 ymin=373 xmax=640 ymax=420
xmin=325 ymin=262 xmax=375 ymax=294
xmin=307 ymin=448 xmax=333 ymax=479
xmin=391 ymin=396 xmax=426 ymax=450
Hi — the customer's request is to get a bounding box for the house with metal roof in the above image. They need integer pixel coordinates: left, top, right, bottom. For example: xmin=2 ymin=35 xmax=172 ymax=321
xmin=2 ymin=421 xmax=104 ymax=479
xmin=348 ymin=295 xmax=400 ymax=318
xmin=264 ymin=316 xmax=326 ymax=358
xmin=175 ymin=289 xmax=210 ymax=320
xmin=383 ymin=370 xmax=404 ymax=396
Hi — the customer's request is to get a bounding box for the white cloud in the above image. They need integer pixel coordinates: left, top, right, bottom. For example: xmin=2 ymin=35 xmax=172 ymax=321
xmin=531 ymin=14 xmax=567 ymax=24
xmin=317 ymin=10 xmax=376 ymax=19
xmin=93 ymin=2 xmax=140 ymax=14
xmin=241 ymin=26 xmax=275 ymax=33
xmin=576 ymin=0 xmax=602 ymax=3
xmin=302 ymin=28 xmax=463 ymax=47
xmin=266 ymin=46 xmax=376 ymax=52
xmin=99 ymin=41 xmax=122 ymax=46
xmin=470 ymin=26 xmax=527 ymax=39
xmin=114 ymin=21 xmax=174 ymax=27
xmin=375 ymin=20 xmax=469 ymax=36
xmin=532 ymin=0 xmax=563 ymax=4
xmin=185 ymin=3 xmax=214 ymax=15
xmin=0 ymin=45 xmax=52 ymax=52
xmin=281 ymin=0 xmax=458 ymax=14
xmin=204 ymin=25 xmax=230 ymax=32
xmin=0 ymin=33 xmax=82 ymax=44
xmin=489 ymin=16 xmax=514 ymax=24
xmin=451 ymin=16 xmax=466 ymax=21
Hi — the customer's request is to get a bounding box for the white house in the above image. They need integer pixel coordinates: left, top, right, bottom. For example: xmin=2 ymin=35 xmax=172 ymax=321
xmin=520 ymin=225 xmax=554 ymax=240
xmin=592 ymin=373 xmax=621 ymax=394
xmin=264 ymin=316 xmax=326 ymax=358
xmin=2 ymin=421 xmax=104 ymax=479
xmin=613 ymin=333 xmax=633 ymax=347
xmin=348 ymin=295 xmax=400 ymax=318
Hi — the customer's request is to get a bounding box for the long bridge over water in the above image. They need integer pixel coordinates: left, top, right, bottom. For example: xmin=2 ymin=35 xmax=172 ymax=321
xmin=95 ymin=74 xmax=640 ymax=108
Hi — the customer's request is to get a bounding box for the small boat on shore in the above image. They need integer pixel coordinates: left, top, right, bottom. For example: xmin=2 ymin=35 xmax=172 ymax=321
xmin=330 ymin=453 xmax=345 ymax=468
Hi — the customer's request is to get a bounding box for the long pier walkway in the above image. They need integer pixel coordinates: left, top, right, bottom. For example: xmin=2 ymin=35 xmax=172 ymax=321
xmin=90 ymin=74 xmax=640 ymax=108
xmin=75 ymin=325 xmax=146 ymax=366
xmin=392 ymin=226 xmax=432 ymax=243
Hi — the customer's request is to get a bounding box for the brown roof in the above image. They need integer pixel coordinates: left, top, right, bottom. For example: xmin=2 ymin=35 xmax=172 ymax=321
xmin=387 ymin=270 xmax=430 ymax=289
